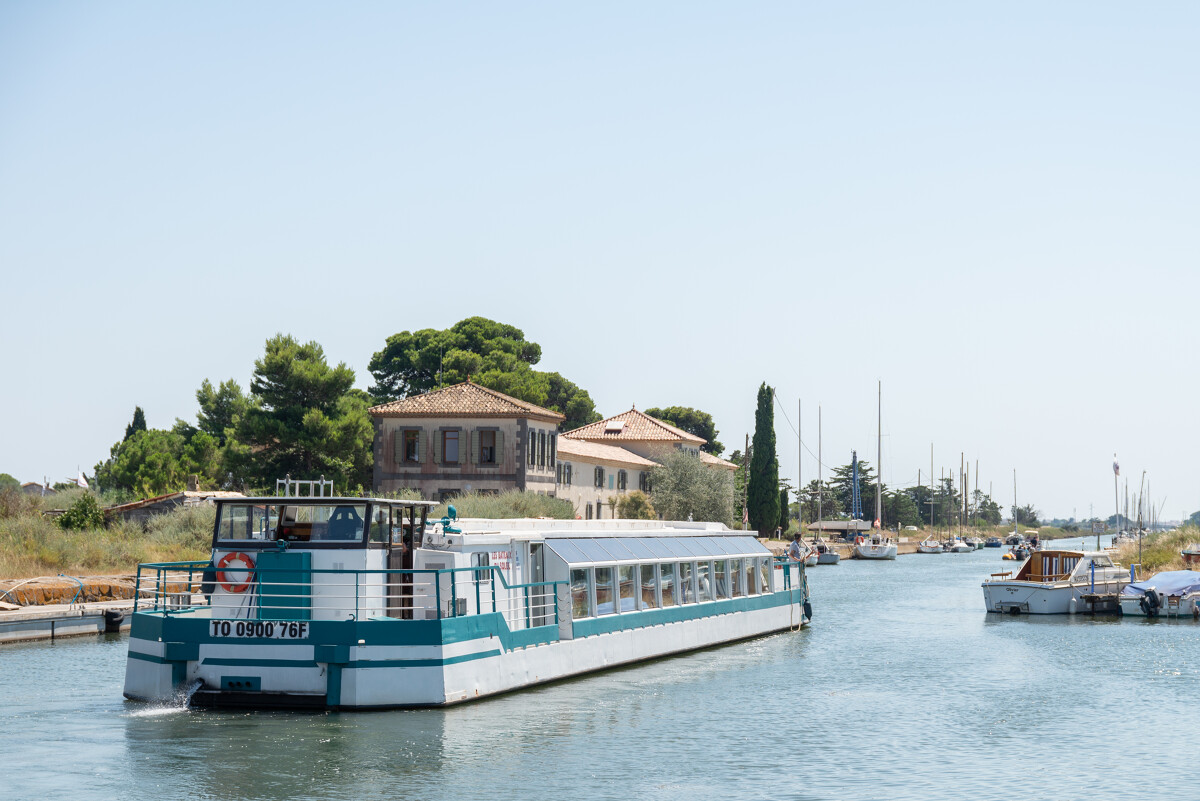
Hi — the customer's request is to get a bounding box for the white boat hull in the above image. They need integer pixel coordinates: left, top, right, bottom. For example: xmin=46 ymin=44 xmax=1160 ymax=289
xmin=1119 ymin=592 xmax=1200 ymax=618
xmin=853 ymin=543 xmax=897 ymax=560
xmin=982 ymin=580 xmax=1127 ymax=614
xmin=816 ymin=553 xmax=840 ymax=565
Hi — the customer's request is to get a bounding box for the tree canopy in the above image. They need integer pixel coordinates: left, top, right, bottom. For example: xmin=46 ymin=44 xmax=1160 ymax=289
xmin=224 ymin=334 xmax=373 ymax=491
xmin=746 ymin=383 xmax=780 ymax=535
xmin=368 ymin=317 xmax=601 ymax=431
xmin=644 ymin=406 xmax=724 ymax=455
xmin=0 ymin=473 xmax=18 ymax=492
xmin=648 ymin=451 xmax=733 ymax=525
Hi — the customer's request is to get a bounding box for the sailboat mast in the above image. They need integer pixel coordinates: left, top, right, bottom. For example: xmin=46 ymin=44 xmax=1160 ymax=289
xmin=1013 ymin=468 xmax=1018 ymax=537
xmin=817 ymin=406 xmax=823 ymax=535
xmin=875 ymin=380 xmax=882 ymax=529
xmin=798 ymin=398 xmax=802 ymax=532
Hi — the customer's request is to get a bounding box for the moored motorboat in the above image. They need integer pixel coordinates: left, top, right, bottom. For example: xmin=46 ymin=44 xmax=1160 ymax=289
xmin=984 ymin=537 xmax=1002 ymax=548
xmin=813 ymin=539 xmax=840 ymax=565
xmin=123 ymin=494 xmax=811 ymax=710
xmin=982 ymin=549 xmax=1129 ymax=614
xmin=1119 ymin=570 xmax=1200 ymax=618
xmin=947 ymin=538 xmax=973 ymax=553
xmin=917 ymin=537 xmax=943 ymax=554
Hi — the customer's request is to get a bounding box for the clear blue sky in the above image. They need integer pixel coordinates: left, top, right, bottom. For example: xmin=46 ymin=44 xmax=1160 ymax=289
xmin=3 ymin=2 xmax=1197 ymax=521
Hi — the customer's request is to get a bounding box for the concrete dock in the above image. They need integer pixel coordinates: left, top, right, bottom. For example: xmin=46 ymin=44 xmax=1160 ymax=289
xmin=0 ymin=598 xmax=136 ymax=644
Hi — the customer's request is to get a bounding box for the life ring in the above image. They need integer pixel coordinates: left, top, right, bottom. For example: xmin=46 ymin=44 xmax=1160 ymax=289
xmin=217 ymin=551 xmax=256 ymax=593
xmin=855 ymin=536 xmax=864 ymax=545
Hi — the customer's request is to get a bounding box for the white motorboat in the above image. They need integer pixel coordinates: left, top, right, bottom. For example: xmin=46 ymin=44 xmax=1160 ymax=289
xmin=981 ymin=549 xmax=1129 ymax=614
xmin=813 ymin=539 xmax=840 ymax=565
xmin=1119 ymin=570 xmax=1200 ymax=618
xmin=853 ymin=532 xmax=898 ymax=560
xmin=916 ymin=538 xmax=943 ymax=554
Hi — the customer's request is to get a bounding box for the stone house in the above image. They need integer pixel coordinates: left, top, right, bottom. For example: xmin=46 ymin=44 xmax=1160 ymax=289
xmin=369 ymin=381 xmax=564 ymax=501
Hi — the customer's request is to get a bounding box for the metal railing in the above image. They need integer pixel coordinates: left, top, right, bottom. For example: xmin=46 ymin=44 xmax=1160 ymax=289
xmin=133 ymin=562 xmax=565 ymax=631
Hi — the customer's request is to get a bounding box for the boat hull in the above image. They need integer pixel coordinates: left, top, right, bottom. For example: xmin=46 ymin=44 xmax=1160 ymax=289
xmin=123 ymin=593 xmax=808 ymax=709
xmin=982 ymin=580 xmax=1127 ymax=614
xmin=816 ymin=553 xmax=840 ymax=565
xmin=853 ymin=544 xmax=897 ymax=560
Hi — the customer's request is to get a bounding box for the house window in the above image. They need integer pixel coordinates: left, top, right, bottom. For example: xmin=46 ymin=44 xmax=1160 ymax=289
xmin=538 ymin=431 xmax=546 ymax=467
xmin=528 ymin=431 xmax=536 ymax=466
xmin=442 ymin=430 xmax=459 ymax=464
xmin=586 ymin=503 xmax=593 ymax=520
xmin=479 ymin=430 xmax=496 ymax=464
xmin=394 ymin=429 xmax=423 ymax=465
xmin=617 ymin=470 xmax=627 ymax=491
xmin=564 ymin=463 xmax=572 ymax=487
xmin=549 ymin=434 xmax=556 ymax=468
xmin=639 ymin=472 xmax=649 ymax=492
xmin=594 ymin=466 xmax=605 ymax=488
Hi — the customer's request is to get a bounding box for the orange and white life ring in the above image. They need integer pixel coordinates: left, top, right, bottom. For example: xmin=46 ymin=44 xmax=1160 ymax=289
xmin=855 ymin=536 xmax=864 ymax=545
xmin=216 ymin=551 xmax=256 ymax=593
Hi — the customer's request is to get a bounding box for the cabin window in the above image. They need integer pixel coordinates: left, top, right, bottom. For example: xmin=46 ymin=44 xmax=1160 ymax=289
xmin=595 ymin=567 xmax=615 ymax=615
xmin=617 ymin=470 xmax=627 ymax=491
xmin=570 ymin=569 xmax=591 ymax=619
xmin=714 ymin=560 xmax=729 ymax=599
xmin=757 ymin=558 xmax=770 ymax=594
xmin=640 ymin=564 xmax=658 ymax=609
xmin=441 ymin=430 xmax=460 ymax=464
xmin=696 ymin=561 xmax=713 ymax=602
xmin=660 ymin=563 xmax=677 ymax=606
xmin=617 ymin=565 xmax=636 ymax=612
xmin=679 ymin=561 xmax=695 ymax=603
xmin=745 ymin=559 xmax=758 ymax=595
xmin=479 ymin=430 xmax=497 ymax=464
xmin=730 ymin=558 xmax=744 ymax=597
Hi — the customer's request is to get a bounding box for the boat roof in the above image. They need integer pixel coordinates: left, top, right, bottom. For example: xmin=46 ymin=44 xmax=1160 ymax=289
xmin=216 ymin=496 xmax=438 ymax=507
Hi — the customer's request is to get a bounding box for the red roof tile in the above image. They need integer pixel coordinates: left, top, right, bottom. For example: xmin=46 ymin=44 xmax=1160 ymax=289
xmin=368 ymin=381 xmax=565 ymax=423
xmin=563 ymin=408 xmax=705 ymax=444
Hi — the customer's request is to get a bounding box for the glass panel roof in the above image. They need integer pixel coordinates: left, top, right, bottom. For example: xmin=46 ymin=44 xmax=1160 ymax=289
xmin=546 ymin=536 xmax=769 ymax=566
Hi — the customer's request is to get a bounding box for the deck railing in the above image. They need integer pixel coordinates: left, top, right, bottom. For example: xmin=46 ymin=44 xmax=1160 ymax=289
xmin=133 ymin=561 xmax=564 ymax=631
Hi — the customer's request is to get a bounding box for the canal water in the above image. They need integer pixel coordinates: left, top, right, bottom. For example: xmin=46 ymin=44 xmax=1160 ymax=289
xmin=3 ymin=539 xmax=1196 ymax=800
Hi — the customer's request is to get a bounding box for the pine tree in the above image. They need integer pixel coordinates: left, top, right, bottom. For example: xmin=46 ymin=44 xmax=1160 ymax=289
xmin=747 ymin=383 xmax=780 ymax=535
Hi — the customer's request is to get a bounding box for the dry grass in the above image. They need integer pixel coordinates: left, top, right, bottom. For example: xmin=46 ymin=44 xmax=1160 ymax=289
xmin=0 ymin=495 xmax=214 ymax=579
xmin=1113 ymin=525 xmax=1198 ymax=577
xmin=433 ymin=490 xmax=574 ymax=520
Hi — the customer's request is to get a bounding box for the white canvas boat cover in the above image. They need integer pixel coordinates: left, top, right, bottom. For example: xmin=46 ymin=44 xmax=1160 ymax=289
xmin=546 ymin=536 xmax=770 ymax=566
xmin=1121 ymin=570 xmax=1200 ymax=597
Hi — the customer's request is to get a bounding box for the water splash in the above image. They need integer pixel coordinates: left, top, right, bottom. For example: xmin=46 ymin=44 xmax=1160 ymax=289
xmin=126 ymin=680 xmax=203 ymax=717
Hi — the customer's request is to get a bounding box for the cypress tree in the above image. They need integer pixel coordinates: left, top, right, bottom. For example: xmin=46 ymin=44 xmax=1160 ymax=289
xmin=124 ymin=406 xmax=147 ymax=441
xmin=778 ymin=487 xmax=790 ymax=534
xmin=747 ymin=382 xmax=780 ymax=535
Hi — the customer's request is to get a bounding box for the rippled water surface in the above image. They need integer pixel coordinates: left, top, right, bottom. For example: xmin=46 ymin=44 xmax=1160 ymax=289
xmin=4 ymin=539 xmax=1196 ymax=800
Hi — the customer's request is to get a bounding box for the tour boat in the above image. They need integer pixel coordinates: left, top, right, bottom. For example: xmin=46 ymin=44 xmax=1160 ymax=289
xmin=122 ymin=495 xmax=811 ymax=710
xmin=917 ymin=538 xmax=943 ymax=554
xmin=1119 ymin=570 xmax=1200 ymax=618
xmin=981 ymin=550 xmax=1129 ymax=614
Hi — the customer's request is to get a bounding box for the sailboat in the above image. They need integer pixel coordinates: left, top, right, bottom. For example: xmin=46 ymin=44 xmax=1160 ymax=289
xmin=853 ymin=381 xmax=898 ymax=560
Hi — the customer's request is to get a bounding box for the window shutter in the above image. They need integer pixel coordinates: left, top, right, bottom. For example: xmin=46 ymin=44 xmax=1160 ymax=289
xmin=538 ymin=431 xmax=545 ymax=467
xmin=496 ymin=430 xmax=505 ymax=462
xmin=458 ymin=429 xmax=468 ymax=464
xmin=433 ymin=431 xmax=442 ymax=464
xmin=393 ymin=431 xmax=404 ymax=464
xmin=417 ymin=429 xmax=425 ymax=462
xmin=567 ymin=464 xmax=572 ymax=486
xmin=528 ymin=431 xmax=536 ymax=466
xmin=471 ymin=430 xmax=480 ymax=464
xmin=549 ymin=434 xmax=556 ymax=468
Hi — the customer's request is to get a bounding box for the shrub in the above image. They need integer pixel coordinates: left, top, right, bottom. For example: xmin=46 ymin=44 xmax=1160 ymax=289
xmin=58 ymin=493 xmax=105 ymax=531
xmin=617 ymin=491 xmax=656 ymax=520
xmin=433 ymin=490 xmax=574 ymax=520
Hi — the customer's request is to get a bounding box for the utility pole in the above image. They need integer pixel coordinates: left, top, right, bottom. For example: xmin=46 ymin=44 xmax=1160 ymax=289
xmin=742 ymin=433 xmax=750 ymax=530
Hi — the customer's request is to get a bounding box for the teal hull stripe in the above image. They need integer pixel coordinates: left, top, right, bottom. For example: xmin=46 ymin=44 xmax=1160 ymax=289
xmin=349 ymin=649 xmax=501 ymax=669
xmin=202 ymin=657 xmax=317 ymax=669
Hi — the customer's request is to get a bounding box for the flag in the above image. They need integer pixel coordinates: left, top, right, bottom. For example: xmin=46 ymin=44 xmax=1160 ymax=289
xmin=874 ymin=518 xmax=881 ymax=529
xmin=1112 ymin=455 xmax=1119 ymax=477
xmin=742 ymin=505 xmax=749 ymax=526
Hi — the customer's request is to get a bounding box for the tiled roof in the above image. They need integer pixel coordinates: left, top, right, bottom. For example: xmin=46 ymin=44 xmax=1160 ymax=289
xmin=699 ymin=452 xmax=739 ymax=471
xmin=563 ymin=408 xmax=705 ymax=444
xmin=368 ymin=381 xmax=565 ymax=423
xmin=557 ymin=438 xmax=658 ymax=468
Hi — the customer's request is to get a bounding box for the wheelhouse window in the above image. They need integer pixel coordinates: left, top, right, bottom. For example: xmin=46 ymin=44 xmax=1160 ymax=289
xmin=617 ymin=565 xmax=636 ymax=611
xmin=595 ymin=567 xmax=615 ymax=615
xmin=442 ymin=430 xmax=460 ymax=464
xmin=216 ymin=503 xmax=279 ymax=541
xmin=471 ymin=552 xmax=491 ymax=583
xmin=571 ymin=569 xmax=591 ymax=619
xmin=479 ymin=430 xmax=497 ymax=464
xmin=640 ymin=564 xmax=658 ymax=609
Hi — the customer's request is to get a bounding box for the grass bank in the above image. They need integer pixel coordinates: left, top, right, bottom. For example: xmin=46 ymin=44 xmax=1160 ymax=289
xmin=1113 ymin=525 xmax=1199 ymax=576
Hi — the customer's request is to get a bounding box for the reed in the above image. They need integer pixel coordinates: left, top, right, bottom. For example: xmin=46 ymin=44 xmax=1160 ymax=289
xmin=1113 ymin=525 xmax=1198 ymax=576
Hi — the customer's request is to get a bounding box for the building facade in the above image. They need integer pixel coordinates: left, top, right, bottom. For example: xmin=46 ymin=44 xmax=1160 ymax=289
xmin=369 ymin=381 xmax=564 ymax=500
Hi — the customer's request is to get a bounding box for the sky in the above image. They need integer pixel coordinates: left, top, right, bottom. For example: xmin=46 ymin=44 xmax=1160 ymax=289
xmin=2 ymin=2 xmax=1198 ymax=521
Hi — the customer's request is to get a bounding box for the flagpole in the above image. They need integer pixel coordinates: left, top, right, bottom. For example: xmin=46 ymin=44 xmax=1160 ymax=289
xmin=1111 ymin=453 xmax=1118 ymax=553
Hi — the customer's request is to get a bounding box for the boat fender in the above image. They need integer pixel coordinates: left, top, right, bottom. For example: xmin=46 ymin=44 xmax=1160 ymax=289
xmin=803 ymin=601 xmax=813 ymax=620
xmin=216 ymin=552 xmax=256 ymax=593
